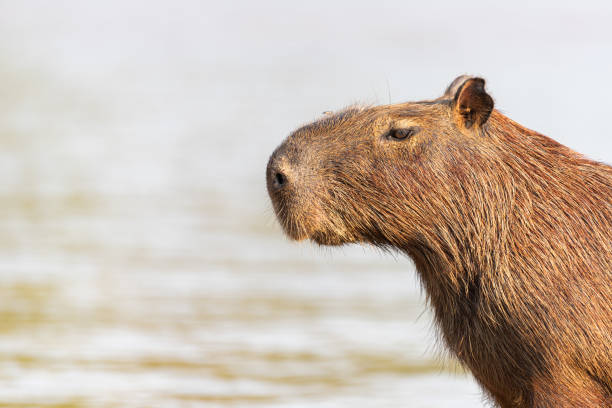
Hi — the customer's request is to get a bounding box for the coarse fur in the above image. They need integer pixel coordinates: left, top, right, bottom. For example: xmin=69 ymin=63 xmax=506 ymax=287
xmin=266 ymin=76 xmax=612 ymax=407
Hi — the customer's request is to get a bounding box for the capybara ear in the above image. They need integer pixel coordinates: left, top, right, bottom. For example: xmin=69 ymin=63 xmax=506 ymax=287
xmin=439 ymin=75 xmax=472 ymax=100
xmin=452 ymin=78 xmax=494 ymax=130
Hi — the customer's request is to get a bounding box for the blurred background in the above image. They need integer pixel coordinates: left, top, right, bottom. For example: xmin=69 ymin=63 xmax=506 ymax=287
xmin=0 ymin=1 xmax=611 ymax=407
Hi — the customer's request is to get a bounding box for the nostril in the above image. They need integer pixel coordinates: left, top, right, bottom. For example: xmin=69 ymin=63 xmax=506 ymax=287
xmin=274 ymin=171 xmax=287 ymax=188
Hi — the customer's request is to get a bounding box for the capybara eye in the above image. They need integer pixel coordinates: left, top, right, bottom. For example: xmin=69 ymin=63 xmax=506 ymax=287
xmin=388 ymin=127 xmax=419 ymax=141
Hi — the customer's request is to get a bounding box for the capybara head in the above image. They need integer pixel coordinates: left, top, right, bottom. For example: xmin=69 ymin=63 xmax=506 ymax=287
xmin=266 ymin=76 xmax=495 ymax=248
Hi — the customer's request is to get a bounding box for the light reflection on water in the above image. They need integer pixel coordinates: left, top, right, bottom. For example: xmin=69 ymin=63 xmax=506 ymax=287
xmin=2 ymin=0 xmax=612 ymax=406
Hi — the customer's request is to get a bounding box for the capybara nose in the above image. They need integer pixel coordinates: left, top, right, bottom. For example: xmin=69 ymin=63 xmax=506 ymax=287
xmin=272 ymin=170 xmax=287 ymax=189
xmin=266 ymin=156 xmax=291 ymax=193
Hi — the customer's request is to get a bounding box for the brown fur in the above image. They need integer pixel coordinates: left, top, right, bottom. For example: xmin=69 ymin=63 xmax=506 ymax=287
xmin=266 ymin=76 xmax=612 ymax=407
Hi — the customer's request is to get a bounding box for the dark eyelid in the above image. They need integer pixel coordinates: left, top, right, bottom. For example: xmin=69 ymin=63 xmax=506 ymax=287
xmin=386 ymin=126 xmax=420 ymax=141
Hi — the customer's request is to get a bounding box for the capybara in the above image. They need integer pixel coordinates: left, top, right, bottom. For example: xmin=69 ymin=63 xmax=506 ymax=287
xmin=266 ymin=76 xmax=612 ymax=407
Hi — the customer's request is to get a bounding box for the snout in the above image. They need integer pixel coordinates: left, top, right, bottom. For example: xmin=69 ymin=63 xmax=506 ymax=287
xmin=266 ymin=157 xmax=289 ymax=194
xmin=266 ymin=137 xmax=356 ymax=245
xmin=266 ymin=145 xmax=317 ymax=241
xmin=266 ymin=152 xmax=292 ymax=195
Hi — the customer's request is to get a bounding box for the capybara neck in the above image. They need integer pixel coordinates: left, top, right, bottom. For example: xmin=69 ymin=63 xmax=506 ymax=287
xmin=407 ymin=110 xmax=611 ymax=326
